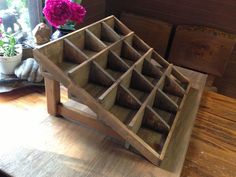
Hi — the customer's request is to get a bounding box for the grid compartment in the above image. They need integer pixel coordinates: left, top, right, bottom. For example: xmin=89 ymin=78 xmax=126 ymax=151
xmin=88 ymin=22 xmax=121 ymax=46
xmin=111 ymin=41 xmax=141 ymax=66
xmin=66 ymin=30 xmax=107 ymax=58
xmin=119 ymin=69 xmax=153 ymax=102
xmin=125 ymin=34 xmax=150 ymax=55
xmin=94 ymin=50 xmax=129 ymax=80
xmin=104 ymin=17 xmax=131 ymax=37
xmin=108 ymin=85 xmax=140 ymax=124
xmin=68 ymin=61 xmax=114 ymax=99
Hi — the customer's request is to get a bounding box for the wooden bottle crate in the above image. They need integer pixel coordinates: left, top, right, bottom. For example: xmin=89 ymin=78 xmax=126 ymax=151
xmin=33 ymin=16 xmax=193 ymax=166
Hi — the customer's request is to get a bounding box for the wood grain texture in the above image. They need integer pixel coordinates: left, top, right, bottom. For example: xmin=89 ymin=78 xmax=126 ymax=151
xmin=181 ymin=91 xmax=236 ymax=177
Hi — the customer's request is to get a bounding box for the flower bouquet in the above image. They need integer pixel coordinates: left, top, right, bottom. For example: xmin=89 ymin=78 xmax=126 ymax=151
xmin=43 ymin=0 xmax=86 ymax=37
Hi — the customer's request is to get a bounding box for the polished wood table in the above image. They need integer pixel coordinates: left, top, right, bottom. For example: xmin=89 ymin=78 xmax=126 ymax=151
xmin=1 ymin=68 xmax=234 ymax=177
xmin=181 ymin=91 xmax=236 ymax=177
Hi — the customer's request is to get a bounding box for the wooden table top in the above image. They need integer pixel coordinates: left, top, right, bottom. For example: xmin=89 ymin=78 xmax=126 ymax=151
xmin=181 ymin=91 xmax=236 ymax=177
xmin=1 ymin=68 xmax=235 ymax=177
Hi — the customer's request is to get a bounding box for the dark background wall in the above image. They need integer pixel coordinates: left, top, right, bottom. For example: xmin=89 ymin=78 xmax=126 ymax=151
xmin=105 ymin=0 xmax=236 ymax=98
xmin=81 ymin=0 xmax=106 ymax=26
xmin=106 ymin=0 xmax=236 ymax=34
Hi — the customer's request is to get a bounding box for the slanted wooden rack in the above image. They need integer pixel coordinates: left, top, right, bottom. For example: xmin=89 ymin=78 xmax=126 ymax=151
xmin=34 ymin=16 xmax=192 ymax=166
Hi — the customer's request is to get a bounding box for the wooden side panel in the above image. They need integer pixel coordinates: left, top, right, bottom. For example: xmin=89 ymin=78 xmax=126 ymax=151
xmin=39 ymin=40 xmax=64 ymax=64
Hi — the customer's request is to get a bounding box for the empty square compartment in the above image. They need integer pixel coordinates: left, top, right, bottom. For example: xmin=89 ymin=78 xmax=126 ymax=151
xmin=66 ymin=29 xmax=107 ymax=58
xmin=37 ymin=39 xmax=92 ymax=74
xmin=124 ymin=34 xmax=150 ymax=55
xmin=103 ymin=17 xmax=131 ymax=37
xmin=111 ymin=41 xmax=141 ymax=66
xmin=88 ymin=22 xmax=121 ymax=46
xmin=151 ymin=89 xmax=178 ymax=127
xmin=93 ymin=50 xmax=129 ymax=80
xmin=108 ymin=85 xmax=141 ymax=124
xmin=137 ymin=127 xmax=166 ymax=154
xmin=161 ymin=76 xmax=186 ymax=106
xmin=141 ymin=58 xmax=164 ymax=85
xmin=68 ymin=61 xmax=114 ymax=99
xmin=120 ymin=69 xmax=153 ymax=102
xmin=170 ymin=68 xmax=189 ymax=90
xmin=150 ymin=51 xmax=169 ymax=73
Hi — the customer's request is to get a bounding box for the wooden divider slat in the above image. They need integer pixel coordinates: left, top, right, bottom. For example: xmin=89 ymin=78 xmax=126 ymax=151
xmin=90 ymin=61 xmax=115 ymax=86
xmin=64 ymin=39 xmax=89 ymax=63
xmin=68 ymin=60 xmax=91 ymax=88
xmin=122 ymin=41 xmax=142 ymax=61
xmin=113 ymin=16 xmax=132 ymax=35
xmin=142 ymin=59 xmax=163 ymax=80
xmin=154 ymin=89 xmax=179 ymax=113
xmin=132 ymin=69 xmax=154 ymax=91
xmin=144 ymin=106 xmax=170 ymax=133
xmin=152 ymin=51 xmax=169 ymax=68
xmin=98 ymin=84 xmax=118 ymax=110
xmin=164 ymin=76 xmax=186 ymax=98
xmin=101 ymin=22 xmax=121 ymax=42
xmin=85 ymin=29 xmax=107 ymax=52
xmin=108 ymin=51 xmax=130 ymax=71
xmin=172 ymin=66 xmax=190 ymax=83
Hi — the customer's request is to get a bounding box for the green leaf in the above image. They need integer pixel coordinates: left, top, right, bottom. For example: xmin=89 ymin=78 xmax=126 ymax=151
xmin=0 ymin=30 xmax=17 ymax=57
xmin=9 ymin=36 xmax=16 ymax=46
xmin=0 ymin=40 xmax=3 ymax=47
xmin=73 ymin=0 xmax=82 ymax=4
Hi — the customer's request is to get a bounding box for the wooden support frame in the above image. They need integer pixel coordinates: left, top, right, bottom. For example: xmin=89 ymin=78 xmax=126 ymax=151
xmin=44 ymin=77 xmax=60 ymax=116
xmin=44 ymin=76 xmax=122 ymax=140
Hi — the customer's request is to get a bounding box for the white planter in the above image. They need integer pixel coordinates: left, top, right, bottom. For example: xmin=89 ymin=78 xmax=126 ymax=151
xmin=0 ymin=45 xmax=22 ymax=75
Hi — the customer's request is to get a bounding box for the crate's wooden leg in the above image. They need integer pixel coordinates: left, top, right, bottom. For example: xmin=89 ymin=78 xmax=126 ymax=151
xmin=44 ymin=77 xmax=60 ymax=116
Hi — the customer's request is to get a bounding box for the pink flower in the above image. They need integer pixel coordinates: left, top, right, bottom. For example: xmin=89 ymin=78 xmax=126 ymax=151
xmin=43 ymin=0 xmax=72 ymax=27
xmin=43 ymin=0 xmax=86 ymax=28
xmin=69 ymin=2 xmax=86 ymax=24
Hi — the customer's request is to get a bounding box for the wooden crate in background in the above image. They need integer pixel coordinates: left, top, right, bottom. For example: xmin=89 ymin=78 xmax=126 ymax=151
xmin=169 ymin=25 xmax=236 ymax=77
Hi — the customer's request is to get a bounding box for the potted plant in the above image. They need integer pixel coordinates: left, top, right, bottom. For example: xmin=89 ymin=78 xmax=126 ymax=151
xmin=0 ymin=29 xmax=22 ymax=75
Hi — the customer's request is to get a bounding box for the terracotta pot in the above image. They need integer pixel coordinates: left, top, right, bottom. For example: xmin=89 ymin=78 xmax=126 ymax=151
xmin=0 ymin=44 xmax=22 ymax=75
